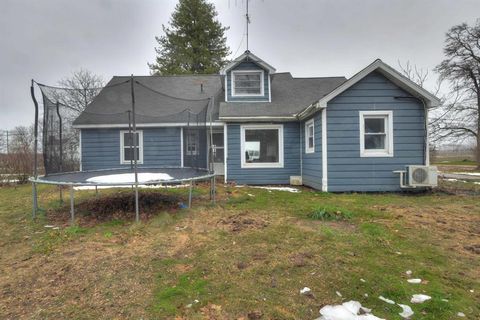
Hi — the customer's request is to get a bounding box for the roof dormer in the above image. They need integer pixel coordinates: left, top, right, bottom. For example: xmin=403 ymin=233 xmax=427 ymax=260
xmin=220 ymin=51 xmax=276 ymax=103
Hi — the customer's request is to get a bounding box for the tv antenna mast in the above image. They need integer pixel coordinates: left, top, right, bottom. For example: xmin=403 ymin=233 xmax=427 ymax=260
xmin=245 ymin=0 xmax=251 ymax=51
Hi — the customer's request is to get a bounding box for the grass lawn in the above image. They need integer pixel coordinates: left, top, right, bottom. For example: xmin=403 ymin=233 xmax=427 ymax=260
xmin=0 ymin=180 xmax=479 ymax=319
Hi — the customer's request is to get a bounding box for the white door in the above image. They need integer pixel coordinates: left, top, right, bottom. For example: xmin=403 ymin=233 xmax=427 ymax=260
xmin=211 ymin=131 xmax=224 ymax=175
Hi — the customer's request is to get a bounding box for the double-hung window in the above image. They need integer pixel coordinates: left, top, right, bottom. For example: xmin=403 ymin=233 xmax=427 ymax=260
xmin=186 ymin=131 xmax=199 ymax=156
xmin=359 ymin=111 xmax=393 ymax=157
xmin=240 ymin=124 xmax=284 ymax=168
xmin=232 ymin=70 xmax=264 ymax=96
xmin=305 ymin=119 xmax=315 ymax=153
xmin=120 ymin=130 xmax=143 ymax=164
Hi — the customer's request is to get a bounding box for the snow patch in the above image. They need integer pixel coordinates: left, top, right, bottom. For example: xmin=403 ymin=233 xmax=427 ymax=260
xmin=398 ymin=304 xmax=414 ymax=319
xmin=300 ymin=287 xmax=311 ymax=295
xmin=235 ymin=185 xmax=300 ymax=193
xmin=86 ymin=172 xmax=173 ymax=184
xmin=316 ymin=300 xmax=384 ymax=320
xmin=410 ymin=294 xmax=431 ymax=304
xmin=378 ymin=296 xmax=395 ymax=305
xmin=336 ymin=291 xmax=343 ymax=297
xmin=405 ymin=270 xmax=412 ymax=276
xmin=452 ymin=172 xmax=480 ymax=176
xmin=407 ymin=278 xmax=422 ymax=284
xmin=457 ymin=312 xmax=466 ymax=317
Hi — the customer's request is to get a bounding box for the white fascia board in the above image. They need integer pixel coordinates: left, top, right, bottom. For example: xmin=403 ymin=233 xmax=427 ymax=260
xmin=73 ymin=122 xmax=225 ymax=129
xmin=220 ymin=51 xmax=276 ymax=75
xmin=219 ymin=116 xmax=296 ymax=122
xmin=318 ymin=59 xmax=441 ymax=108
xmin=297 ymin=59 xmax=441 ymax=121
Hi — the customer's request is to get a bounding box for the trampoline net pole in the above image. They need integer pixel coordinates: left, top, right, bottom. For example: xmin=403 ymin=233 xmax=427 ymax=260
xmin=131 ymin=76 xmax=140 ymax=222
xmin=31 ymin=80 xmax=39 ymax=219
xmin=70 ymin=184 xmax=74 ymax=225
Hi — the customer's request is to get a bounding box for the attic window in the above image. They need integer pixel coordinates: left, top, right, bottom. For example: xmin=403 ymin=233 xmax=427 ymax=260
xmin=232 ymin=70 xmax=264 ymax=96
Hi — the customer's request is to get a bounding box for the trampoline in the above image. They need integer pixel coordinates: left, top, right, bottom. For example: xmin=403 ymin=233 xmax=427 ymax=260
xmin=29 ymin=76 xmax=218 ymax=224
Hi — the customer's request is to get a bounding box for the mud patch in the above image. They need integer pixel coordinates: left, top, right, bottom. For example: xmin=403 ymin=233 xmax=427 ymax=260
xmin=47 ymin=191 xmax=181 ymax=226
xmin=217 ymin=213 xmax=268 ymax=232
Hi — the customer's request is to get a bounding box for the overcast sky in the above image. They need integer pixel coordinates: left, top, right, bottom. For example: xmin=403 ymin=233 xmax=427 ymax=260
xmin=1 ymin=0 xmax=479 ymax=130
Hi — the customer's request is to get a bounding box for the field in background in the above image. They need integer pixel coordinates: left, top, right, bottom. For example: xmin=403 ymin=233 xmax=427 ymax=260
xmin=0 ymin=178 xmax=479 ymax=319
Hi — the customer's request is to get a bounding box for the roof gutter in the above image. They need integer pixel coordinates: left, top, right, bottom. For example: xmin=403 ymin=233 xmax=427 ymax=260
xmin=218 ymin=115 xmax=297 ymax=122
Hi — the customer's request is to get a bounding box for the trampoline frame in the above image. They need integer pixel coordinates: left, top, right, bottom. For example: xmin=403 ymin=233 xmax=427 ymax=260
xmin=29 ymin=167 xmax=216 ymax=224
xmin=30 ymin=77 xmax=218 ymax=225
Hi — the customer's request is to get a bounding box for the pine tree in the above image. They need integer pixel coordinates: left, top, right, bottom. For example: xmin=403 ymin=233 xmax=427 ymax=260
xmin=149 ymin=0 xmax=230 ymax=75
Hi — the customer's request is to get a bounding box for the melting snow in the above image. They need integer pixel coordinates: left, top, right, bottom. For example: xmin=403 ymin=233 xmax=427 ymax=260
xmin=457 ymin=312 xmax=466 ymax=317
xmin=316 ymin=300 xmax=384 ymax=320
xmin=378 ymin=296 xmax=395 ymax=304
xmin=410 ymin=294 xmax=431 ymax=304
xmin=86 ymin=172 xmax=173 ymax=184
xmin=360 ymin=278 xmax=366 ymax=283
xmin=235 ymin=185 xmax=300 ymax=193
xmin=336 ymin=291 xmax=343 ymax=297
xmin=300 ymin=287 xmax=311 ymax=294
xmin=405 ymin=270 xmax=412 ymax=276
xmin=398 ymin=304 xmax=414 ymax=319
xmin=407 ymin=278 xmax=422 ymax=284
xmin=452 ymin=172 xmax=480 ymax=176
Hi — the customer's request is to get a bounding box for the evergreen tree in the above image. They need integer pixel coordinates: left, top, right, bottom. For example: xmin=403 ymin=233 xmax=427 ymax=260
xmin=149 ymin=0 xmax=230 ymax=75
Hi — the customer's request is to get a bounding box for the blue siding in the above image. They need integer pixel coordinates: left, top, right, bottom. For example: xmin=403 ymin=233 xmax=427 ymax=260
xmin=226 ymin=61 xmax=270 ymax=102
xmin=301 ymin=113 xmax=323 ymax=190
xmin=81 ymin=128 xmax=181 ymax=171
xmin=326 ymin=71 xmax=425 ymax=192
xmin=226 ymin=123 xmax=300 ymax=184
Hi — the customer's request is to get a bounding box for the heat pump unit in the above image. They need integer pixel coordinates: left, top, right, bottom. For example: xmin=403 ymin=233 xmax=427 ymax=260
xmin=407 ymin=165 xmax=438 ymax=187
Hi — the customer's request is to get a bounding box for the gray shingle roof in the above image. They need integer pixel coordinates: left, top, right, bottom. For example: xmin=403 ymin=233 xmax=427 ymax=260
xmin=73 ymin=73 xmax=346 ymax=126
xmin=73 ymin=75 xmax=223 ymax=126
xmin=219 ymin=73 xmax=346 ymax=119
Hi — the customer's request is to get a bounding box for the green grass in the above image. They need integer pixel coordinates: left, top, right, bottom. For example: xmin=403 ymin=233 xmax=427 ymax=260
xmin=0 ymin=181 xmax=479 ymax=319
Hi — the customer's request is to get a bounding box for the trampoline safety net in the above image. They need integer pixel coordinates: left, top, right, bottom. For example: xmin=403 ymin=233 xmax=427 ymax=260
xmin=35 ymin=78 xmax=213 ymax=179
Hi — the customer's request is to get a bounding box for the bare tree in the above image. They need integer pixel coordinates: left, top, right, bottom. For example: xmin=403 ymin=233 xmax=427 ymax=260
xmin=40 ymin=69 xmax=105 ymax=172
xmin=56 ymin=68 xmax=105 ymax=115
xmin=434 ymin=20 xmax=480 ymax=168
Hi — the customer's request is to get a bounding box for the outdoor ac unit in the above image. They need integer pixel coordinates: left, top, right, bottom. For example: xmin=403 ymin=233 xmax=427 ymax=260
xmin=407 ymin=165 xmax=438 ymax=187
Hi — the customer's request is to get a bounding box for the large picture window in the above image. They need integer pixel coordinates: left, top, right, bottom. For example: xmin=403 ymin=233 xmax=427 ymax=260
xmin=120 ymin=130 xmax=143 ymax=164
xmin=305 ymin=119 xmax=315 ymax=153
xmin=232 ymin=70 xmax=264 ymax=96
xmin=240 ymin=124 xmax=284 ymax=168
xmin=359 ymin=111 xmax=393 ymax=157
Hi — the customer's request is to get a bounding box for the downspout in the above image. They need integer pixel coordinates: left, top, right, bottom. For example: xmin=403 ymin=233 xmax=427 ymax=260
xmin=300 ymin=120 xmax=303 ymax=179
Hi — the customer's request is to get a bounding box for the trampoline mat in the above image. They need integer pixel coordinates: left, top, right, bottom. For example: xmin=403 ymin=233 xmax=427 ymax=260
xmin=32 ymin=167 xmax=214 ymax=186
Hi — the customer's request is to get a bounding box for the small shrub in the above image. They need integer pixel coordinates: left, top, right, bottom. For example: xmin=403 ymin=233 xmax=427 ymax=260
xmin=308 ymin=206 xmax=352 ymax=221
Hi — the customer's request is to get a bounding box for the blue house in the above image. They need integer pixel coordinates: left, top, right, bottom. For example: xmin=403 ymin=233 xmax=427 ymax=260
xmin=73 ymin=51 xmax=440 ymax=192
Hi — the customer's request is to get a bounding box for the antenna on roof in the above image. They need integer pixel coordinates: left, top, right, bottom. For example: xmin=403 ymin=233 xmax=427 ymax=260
xmin=245 ymin=0 xmax=250 ymax=51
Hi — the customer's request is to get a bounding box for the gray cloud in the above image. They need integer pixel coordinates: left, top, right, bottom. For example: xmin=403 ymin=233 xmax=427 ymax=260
xmin=1 ymin=0 xmax=479 ymax=129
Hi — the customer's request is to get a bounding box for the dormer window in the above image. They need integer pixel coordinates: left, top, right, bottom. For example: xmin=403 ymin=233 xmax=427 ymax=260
xmin=232 ymin=70 xmax=264 ymax=96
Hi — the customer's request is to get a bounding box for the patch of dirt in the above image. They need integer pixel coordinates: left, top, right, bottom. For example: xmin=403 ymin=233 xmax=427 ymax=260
xmin=378 ymin=203 xmax=480 ymax=260
xmin=290 ymin=252 xmax=314 ymax=267
xmin=47 ymin=192 xmax=181 ymax=226
xmin=217 ymin=213 xmax=268 ymax=232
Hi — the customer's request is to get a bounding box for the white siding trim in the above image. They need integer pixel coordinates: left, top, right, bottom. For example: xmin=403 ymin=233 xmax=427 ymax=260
xmin=268 ymin=73 xmax=272 ymax=102
xmin=119 ymin=130 xmax=144 ymax=164
xmin=425 ymin=107 xmax=430 ymax=166
xmin=305 ymin=118 xmax=315 ymax=154
xmin=180 ymin=127 xmax=184 ymax=167
xmin=231 ymin=70 xmax=265 ymax=97
xmin=73 ymin=122 xmax=225 ymax=129
xmin=224 ymin=123 xmax=228 ymax=183
xmin=240 ymin=124 xmax=284 ymax=169
xmin=79 ymin=130 xmax=82 ymax=171
xmin=359 ymin=110 xmax=394 ymax=158
xmin=321 ymin=108 xmax=328 ymax=192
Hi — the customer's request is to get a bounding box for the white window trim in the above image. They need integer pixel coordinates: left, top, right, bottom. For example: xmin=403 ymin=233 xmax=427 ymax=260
xmin=305 ymin=118 xmax=315 ymax=154
xmin=231 ymin=70 xmax=265 ymax=97
xmin=359 ymin=111 xmax=394 ymax=157
xmin=240 ymin=124 xmax=284 ymax=168
xmin=185 ymin=131 xmax=200 ymax=156
xmin=120 ymin=130 xmax=144 ymax=164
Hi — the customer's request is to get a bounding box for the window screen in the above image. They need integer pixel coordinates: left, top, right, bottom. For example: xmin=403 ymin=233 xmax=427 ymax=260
xmin=234 ymin=72 xmax=262 ymax=95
